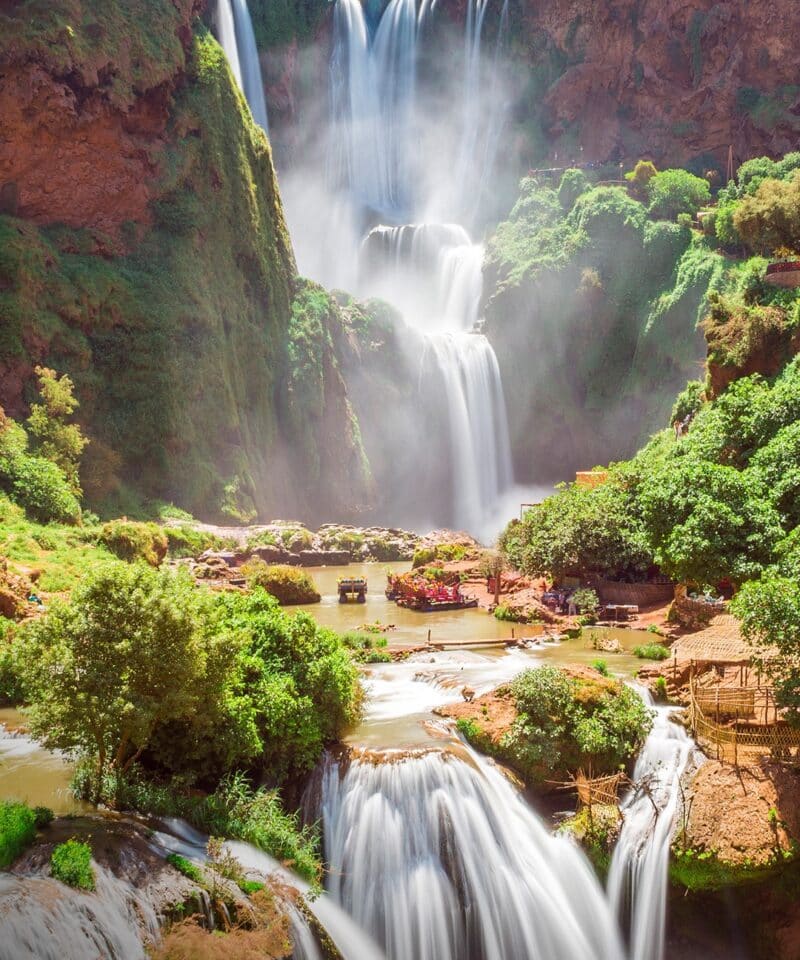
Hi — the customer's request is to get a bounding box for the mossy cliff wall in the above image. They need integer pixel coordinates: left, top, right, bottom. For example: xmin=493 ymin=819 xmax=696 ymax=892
xmin=0 ymin=0 xmax=371 ymax=521
xmin=482 ymin=179 xmax=716 ymax=482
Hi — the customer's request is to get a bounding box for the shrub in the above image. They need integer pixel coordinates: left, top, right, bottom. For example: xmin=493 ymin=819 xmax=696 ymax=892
xmin=633 ymin=643 xmax=671 ymax=660
xmin=625 ymin=159 xmax=658 ymax=198
xmin=647 ymin=169 xmax=711 ymax=220
xmin=654 ymin=676 xmax=668 ymax=700
xmin=98 ymin=520 xmax=168 ymax=566
xmin=558 ymin=168 xmax=590 ymax=209
xmin=164 ymin=525 xmax=230 ymax=559
xmin=572 ymin=587 xmax=600 ymax=616
xmin=677 ymin=213 xmax=693 ymax=230
xmin=8 ymin=456 xmax=81 ymax=524
xmin=166 ymin=852 xmax=204 ymax=884
xmin=240 ymin=561 xmax=320 ymax=604
xmin=33 ymin=806 xmax=54 ymax=828
xmin=592 ymin=659 xmax=610 ymax=676
xmin=339 ymin=631 xmax=390 ymax=663
xmin=500 ymin=666 xmax=653 ymax=782
xmin=671 ymin=380 xmax=705 ymax=425
xmin=0 ymin=800 xmax=36 ymax=867
xmin=50 ymin=839 xmax=95 ymax=890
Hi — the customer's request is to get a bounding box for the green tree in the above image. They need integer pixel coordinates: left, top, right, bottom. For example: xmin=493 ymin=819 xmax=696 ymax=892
xmin=16 ymin=563 xmax=217 ymax=799
xmin=647 ymin=169 xmax=711 ymax=220
xmin=558 ymin=168 xmax=589 ymax=210
xmin=733 ymin=172 xmax=800 ymax=255
xmin=639 ymin=460 xmax=781 ymax=585
xmin=625 ymin=159 xmax=658 ymax=199
xmin=26 ymin=367 xmax=88 ymax=495
xmin=502 ymin=479 xmax=651 ymax=581
xmin=732 ymin=575 xmax=800 ymax=722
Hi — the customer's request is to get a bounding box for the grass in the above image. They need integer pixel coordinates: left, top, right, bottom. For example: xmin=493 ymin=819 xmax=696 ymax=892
xmin=0 ymin=800 xmax=37 ymax=868
xmin=339 ymin=631 xmax=391 ymax=663
xmin=633 ymin=642 xmax=671 ymax=660
xmin=670 ymin=846 xmax=797 ymax=891
xmin=166 ymin=852 xmax=204 ymax=884
xmin=0 ymin=495 xmax=112 ymax=592
xmin=50 ymin=839 xmax=95 ymax=890
xmin=75 ymin=767 xmax=321 ymax=885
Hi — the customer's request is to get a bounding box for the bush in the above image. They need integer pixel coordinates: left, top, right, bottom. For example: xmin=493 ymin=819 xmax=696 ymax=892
xmin=0 ymin=626 xmax=23 ymax=706
xmin=98 ymin=520 xmax=168 ymax=566
xmin=496 ymin=666 xmax=653 ymax=783
xmin=671 ymin=380 xmax=705 ymax=425
xmin=592 ymin=659 xmax=610 ymax=676
xmin=8 ymin=456 xmax=81 ymax=525
xmin=50 ymin=839 xmax=95 ymax=890
xmin=339 ymin=631 xmax=390 ymax=663
xmin=571 ymin=587 xmax=600 ymax=615
xmin=164 ymin=525 xmax=231 ymax=559
xmin=633 ymin=643 xmax=671 ymax=660
xmin=166 ymin=852 xmax=204 ymax=884
xmin=647 ymin=169 xmax=711 ymax=220
xmin=240 ymin=560 xmax=320 ymax=604
xmin=558 ymin=168 xmax=590 ymax=209
xmin=33 ymin=806 xmax=54 ymax=828
xmin=0 ymin=800 xmax=36 ymax=867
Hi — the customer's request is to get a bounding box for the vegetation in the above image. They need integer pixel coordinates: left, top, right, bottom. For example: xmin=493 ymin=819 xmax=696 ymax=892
xmin=0 ymin=800 xmax=37 ymax=868
xmin=633 ymin=643 xmax=671 ymax=661
xmin=0 ymin=407 xmax=81 ymax=525
xmin=646 ymin=169 xmax=710 ymax=220
xmin=458 ymin=667 xmax=652 ymax=786
xmin=98 ymin=520 xmax=168 ymax=566
xmin=339 ymin=631 xmax=391 ymax=663
xmin=240 ymin=560 xmax=321 ymax=604
xmin=26 ymin=367 xmax=88 ymax=495
xmin=15 ymin=561 xmax=361 ymax=837
xmin=166 ymin=852 xmax=204 ymax=884
xmin=50 ymin=839 xmax=95 ymax=890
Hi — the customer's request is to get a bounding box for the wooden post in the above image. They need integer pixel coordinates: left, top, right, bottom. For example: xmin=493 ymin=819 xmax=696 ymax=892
xmin=511 ymin=627 xmax=515 ymax=640
xmin=427 ymin=628 xmax=431 ymax=646
xmin=734 ymin=707 xmax=738 ymax=768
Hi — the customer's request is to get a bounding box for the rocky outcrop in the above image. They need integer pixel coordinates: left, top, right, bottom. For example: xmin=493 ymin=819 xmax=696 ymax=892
xmin=0 ymin=0 xmax=200 ymax=236
xmin=509 ymin=0 xmax=800 ymax=169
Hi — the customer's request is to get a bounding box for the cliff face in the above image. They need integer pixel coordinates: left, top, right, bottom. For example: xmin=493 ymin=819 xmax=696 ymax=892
xmin=511 ymin=0 xmax=800 ymax=169
xmin=0 ymin=0 xmax=372 ymax=523
xmin=259 ymin=0 xmax=800 ymax=174
xmin=0 ymin=0 xmax=199 ymax=233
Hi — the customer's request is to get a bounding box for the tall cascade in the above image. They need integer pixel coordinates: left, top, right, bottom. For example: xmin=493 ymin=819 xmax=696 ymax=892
xmin=320 ymin=0 xmax=514 ymax=536
xmin=214 ymin=0 xmax=269 ymax=133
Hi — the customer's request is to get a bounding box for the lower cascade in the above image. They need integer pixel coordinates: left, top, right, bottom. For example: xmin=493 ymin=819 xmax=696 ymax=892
xmin=315 ymin=720 xmax=693 ymax=960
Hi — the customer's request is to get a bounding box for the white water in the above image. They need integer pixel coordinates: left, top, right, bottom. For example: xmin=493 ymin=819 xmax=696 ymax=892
xmin=320 ymin=747 xmax=626 ymax=960
xmin=608 ymin=693 xmax=699 ymax=960
xmin=283 ymin=0 xmax=515 ymax=539
xmin=215 ymin=0 xmax=269 ymax=132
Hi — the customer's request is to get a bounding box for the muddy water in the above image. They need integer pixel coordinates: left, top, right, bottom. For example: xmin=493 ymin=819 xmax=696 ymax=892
xmin=0 ymin=708 xmax=88 ymax=814
xmin=295 ymin=562 xmax=548 ymax=649
xmin=0 ymin=563 xmax=657 ymax=805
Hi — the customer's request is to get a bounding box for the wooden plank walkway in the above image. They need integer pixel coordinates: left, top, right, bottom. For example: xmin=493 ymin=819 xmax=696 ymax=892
xmin=430 ymin=638 xmax=519 ymax=651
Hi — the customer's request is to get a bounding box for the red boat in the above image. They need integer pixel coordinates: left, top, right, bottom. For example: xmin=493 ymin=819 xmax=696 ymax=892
xmin=385 ymin=574 xmax=478 ymax=612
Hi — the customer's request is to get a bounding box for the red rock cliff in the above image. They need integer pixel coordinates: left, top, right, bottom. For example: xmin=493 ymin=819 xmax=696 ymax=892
xmin=0 ymin=0 xmax=200 ymax=235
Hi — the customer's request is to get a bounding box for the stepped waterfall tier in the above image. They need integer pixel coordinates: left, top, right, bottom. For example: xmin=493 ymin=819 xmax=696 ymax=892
xmin=283 ymin=0 xmax=515 ymax=536
xmin=309 ymin=713 xmax=694 ymax=960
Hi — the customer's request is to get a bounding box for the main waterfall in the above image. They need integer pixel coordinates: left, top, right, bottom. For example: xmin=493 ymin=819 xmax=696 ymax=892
xmin=285 ymin=0 xmax=515 ymax=537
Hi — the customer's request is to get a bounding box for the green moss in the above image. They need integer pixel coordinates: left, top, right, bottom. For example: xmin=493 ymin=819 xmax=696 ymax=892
xmin=166 ymin=852 xmax=204 ymax=884
xmin=670 ymin=846 xmax=796 ymax=892
xmin=248 ymin=0 xmax=329 ymax=50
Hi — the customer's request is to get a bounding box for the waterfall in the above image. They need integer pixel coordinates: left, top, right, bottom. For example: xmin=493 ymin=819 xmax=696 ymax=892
xmin=330 ymin=0 xmax=418 ymax=218
xmin=319 ymin=748 xmax=626 ymax=960
xmin=294 ymin=0 xmax=515 ymax=537
xmin=607 ymin=694 xmax=699 ymax=960
xmin=359 ymin=220 xmax=513 ymax=535
xmin=214 ymin=0 xmax=269 ymax=133
xmin=0 ymin=867 xmax=160 ymax=960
